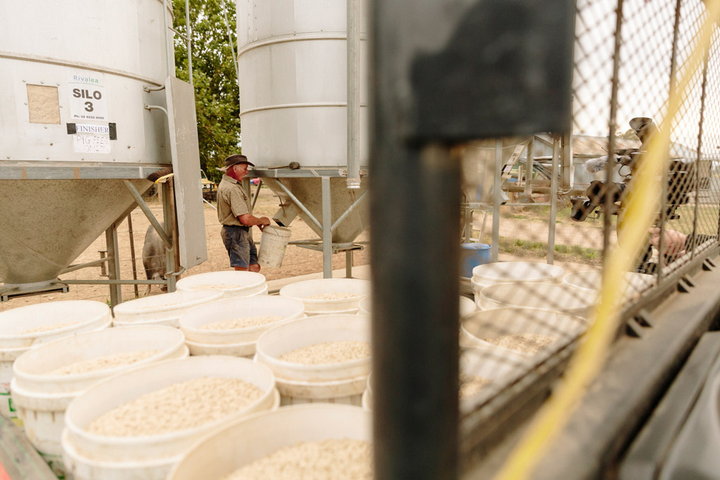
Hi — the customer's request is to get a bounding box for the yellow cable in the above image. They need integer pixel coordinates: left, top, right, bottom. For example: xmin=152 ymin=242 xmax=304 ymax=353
xmin=494 ymin=4 xmax=720 ymax=479
xmin=154 ymin=173 xmax=175 ymax=184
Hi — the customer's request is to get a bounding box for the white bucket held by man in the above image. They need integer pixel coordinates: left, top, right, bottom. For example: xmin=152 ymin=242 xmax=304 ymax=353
xmin=258 ymin=225 xmax=292 ymax=268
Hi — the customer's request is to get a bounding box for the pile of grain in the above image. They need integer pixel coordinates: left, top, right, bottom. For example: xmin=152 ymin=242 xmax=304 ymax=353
xmin=483 ymin=333 xmax=556 ymax=355
xmin=459 ymin=375 xmax=491 ymax=399
xmin=87 ymin=377 xmax=263 ymax=436
xmin=307 ymin=293 xmax=361 ymax=301
xmin=22 ymin=322 xmax=81 ymax=334
xmin=49 ymin=350 xmax=159 ymax=375
xmin=222 ymin=438 xmax=371 ymax=480
xmin=200 ymin=316 xmax=282 ymax=330
xmin=280 ymin=341 xmax=370 ymax=365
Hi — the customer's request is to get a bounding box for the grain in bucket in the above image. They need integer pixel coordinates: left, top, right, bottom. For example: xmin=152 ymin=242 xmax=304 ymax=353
xmin=258 ymin=225 xmax=292 ymax=268
xmin=167 ymin=404 xmax=371 ymax=480
xmin=255 ymin=314 xmax=371 ymax=406
xmin=0 ymin=300 xmax=112 ymax=421
xmin=61 ymin=356 xmax=280 ymax=480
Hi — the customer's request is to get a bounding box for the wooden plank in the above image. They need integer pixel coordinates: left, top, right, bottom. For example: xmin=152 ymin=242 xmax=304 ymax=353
xmin=0 ymin=416 xmax=56 ymax=480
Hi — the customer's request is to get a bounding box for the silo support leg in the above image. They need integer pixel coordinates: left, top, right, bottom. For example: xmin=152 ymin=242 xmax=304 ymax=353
xmin=123 ymin=180 xmax=172 ymax=249
xmin=322 ymin=177 xmax=333 ymax=278
xmin=105 ymin=224 xmax=122 ymax=306
xmin=346 ymin=250 xmax=353 ymax=278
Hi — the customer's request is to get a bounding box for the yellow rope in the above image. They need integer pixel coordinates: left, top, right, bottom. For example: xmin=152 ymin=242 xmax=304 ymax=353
xmin=494 ymin=4 xmax=720 ymax=479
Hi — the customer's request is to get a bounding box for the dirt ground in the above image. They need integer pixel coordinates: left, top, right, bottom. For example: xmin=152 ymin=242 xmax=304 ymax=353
xmin=0 ymin=186 xmax=370 ymax=312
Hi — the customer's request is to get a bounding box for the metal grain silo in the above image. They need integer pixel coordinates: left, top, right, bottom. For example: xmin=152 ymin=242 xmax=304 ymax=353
xmin=236 ymin=0 xmax=369 ymax=275
xmin=0 ymin=0 xmax=206 ymax=299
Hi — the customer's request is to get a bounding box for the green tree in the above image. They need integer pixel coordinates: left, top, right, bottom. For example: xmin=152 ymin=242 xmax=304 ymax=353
xmin=172 ymin=0 xmax=240 ymax=181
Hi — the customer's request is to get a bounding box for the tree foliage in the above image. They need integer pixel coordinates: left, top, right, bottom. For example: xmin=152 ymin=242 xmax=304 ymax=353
xmin=172 ymin=0 xmax=240 ymax=181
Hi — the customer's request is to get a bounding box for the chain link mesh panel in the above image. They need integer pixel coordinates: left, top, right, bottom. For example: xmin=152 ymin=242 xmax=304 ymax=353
xmin=458 ymin=0 xmax=720 ymax=430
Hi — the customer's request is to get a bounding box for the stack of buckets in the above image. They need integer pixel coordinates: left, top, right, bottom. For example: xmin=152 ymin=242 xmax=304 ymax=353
xmin=0 ymin=300 xmax=113 ymax=423
xmin=255 ymin=315 xmax=370 ymax=406
xmin=470 ymin=261 xmax=567 ymax=310
xmin=279 ymin=278 xmax=370 ymax=315
xmin=10 ymin=325 xmax=187 ymax=474
xmin=61 ymin=356 xmax=279 ymax=480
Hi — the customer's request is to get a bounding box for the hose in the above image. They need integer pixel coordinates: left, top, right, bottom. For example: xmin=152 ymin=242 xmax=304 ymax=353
xmin=494 ymin=3 xmax=720 ymax=479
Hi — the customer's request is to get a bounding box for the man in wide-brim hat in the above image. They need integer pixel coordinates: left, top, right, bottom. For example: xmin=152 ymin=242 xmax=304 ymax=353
xmin=216 ymin=154 xmax=271 ymax=272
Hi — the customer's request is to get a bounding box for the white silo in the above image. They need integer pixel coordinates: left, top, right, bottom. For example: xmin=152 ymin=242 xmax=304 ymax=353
xmin=236 ymin=0 xmax=369 ymax=253
xmin=0 ymin=0 xmax=205 ymax=297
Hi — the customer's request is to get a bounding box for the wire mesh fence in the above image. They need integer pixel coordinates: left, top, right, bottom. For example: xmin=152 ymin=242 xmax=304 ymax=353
xmin=458 ymin=0 xmax=720 ymax=444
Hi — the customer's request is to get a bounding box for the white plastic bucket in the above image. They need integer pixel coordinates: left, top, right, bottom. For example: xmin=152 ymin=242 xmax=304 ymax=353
xmin=176 ymin=271 xmax=267 ymax=298
xmin=470 ymin=261 xmax=565 ymax=293
xmin=0 ymin=300 xmax=113 ymax=349
xmin=279 ymin=278 xmax=370 ymax=314
xmin=359 ymin=296 xmax=371 ymax=315
xmin=361 ymin=376 xmax=371 ymax=410
xmin=459 ymin=296 xmax=477 ymax=317
xmin=1 ymin=346 xmax=27 ymax=420
xmin=10 ymin=326 xmax=187 ymax=461
xmin=255 ymin=314 xmax=370 ymax=405
xmin=0 ymin=300 xmax=112 ymax=419
xmin=62 ymin=356 xmax=279 ymax=480
xmin=184 ymin=339 xmax=256 ymax=357
xmin=361 ymin=349 xmax=524 ymax=413
xmin=477 ymin=282 xmax=595 ymax=316
xmin=458 ymin=347 xmax=528 ymax=411
xmin=258 ymin=225 xmax=292 ymax=268
xmin=167 ymin=404 xmax=371 ymax=480
xmin=179 ymin=295 xmax=305 ymax=346
xmin=358 ymin=296 xmax=475 ymax=318
xmin=112 ymin=290 xmax=223 ymax=328
xmin=563 ymin=270 xmax=654 ymax=302
xmin=461 ymin=307 xmax=587 ymax=360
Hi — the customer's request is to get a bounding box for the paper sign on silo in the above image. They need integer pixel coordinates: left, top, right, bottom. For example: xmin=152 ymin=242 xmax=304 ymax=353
xmin=73 ymin=123 xmax=111 ymax=154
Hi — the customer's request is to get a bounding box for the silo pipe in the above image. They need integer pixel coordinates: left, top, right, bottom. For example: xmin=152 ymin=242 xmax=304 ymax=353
xmin=346 ymin=0 xmax=362 ymax=189
xmin=185 ymin=0 xmax=193 ymax=86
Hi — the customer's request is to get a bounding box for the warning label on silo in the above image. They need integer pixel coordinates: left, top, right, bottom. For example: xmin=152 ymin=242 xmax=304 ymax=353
xmin=68 ymin=72 xmax=108 ymax=121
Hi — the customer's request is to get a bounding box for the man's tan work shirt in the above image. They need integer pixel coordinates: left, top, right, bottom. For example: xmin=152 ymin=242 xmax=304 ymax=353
xmin=217 ymin=175 xmax=250 ymax=226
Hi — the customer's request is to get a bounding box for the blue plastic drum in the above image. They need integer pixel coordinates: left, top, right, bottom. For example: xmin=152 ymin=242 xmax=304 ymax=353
xmin=459 ymin=243 xmax=491 ymax=278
